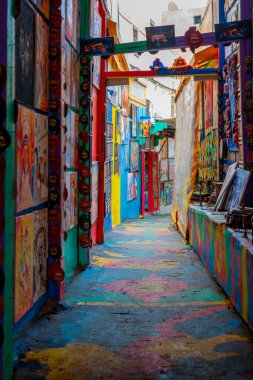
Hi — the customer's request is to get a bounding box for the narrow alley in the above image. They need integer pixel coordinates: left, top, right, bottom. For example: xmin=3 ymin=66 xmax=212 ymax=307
xmin=14 ymin=215 xmax=253 ymax=379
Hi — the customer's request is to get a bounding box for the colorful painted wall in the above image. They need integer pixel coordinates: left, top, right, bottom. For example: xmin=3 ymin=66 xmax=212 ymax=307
xmin=188 ymin=206 xmax=253 ymax=331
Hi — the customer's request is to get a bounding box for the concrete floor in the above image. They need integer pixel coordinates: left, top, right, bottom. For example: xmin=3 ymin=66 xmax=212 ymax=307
xmin=14 ymin=215 xmax=253 ymax=379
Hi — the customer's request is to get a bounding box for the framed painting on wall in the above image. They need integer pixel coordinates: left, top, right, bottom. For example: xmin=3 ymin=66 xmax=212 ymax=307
xmin=225 ymin=168 xmax=251 ymax=212
xmin=125 ymin=144 xmax=130 ymax=169
xmin=127 ymin=173 xmax=134 ymax=201
xmin=93 ymin=56 xmax=101 ymax=89
xmin=160 ymin=138 xmax=168 ymax=159
xmin=16 ymin=0 xmax=35 ymax=107
xmin=204 ymin=81 xmax=213 ymax=130
xmin=37 ymin=0 xmax=50 ymax=18
xmin=65 ymin=42 xmax=72 ymax=106
xmin=169 ymin=158 xmax=175 ymax=180
xmin=168 ymin=139 xmax=175 ymax=158
xmin=131 ymin=104 xmax=137 ymax=138
xmin=33 ymin=208 xmax=48 ymax=302
xmin=71 ymin=50 xmax=80 ymax=109
xmin=65 ymin=172 xmax=78 ymax=230
xmin=34 ymin=113 xmax=48 ymax=206
xmin=91 ymin=4 xmax=102 ymax=38
xmin=66 ymin=0 xmax=73 ymax=43
xmin=130 ymin=140 xmax=139 ymax=172
xmin=140 ymin=116 xmax=151 ymax=137
xmin=15 ymin=213 xmax=34 ymax=322
xmin=160 ymin=159 xmax=169 ymax=182
xmin=133 ymin=172 xmax=138 ymax=199
xmin=16 ymin=105 xmax=35 ymax=213
xmin=35 ymin=14 xmax=49 ymax=112
xmin=91 ymin=162 xmax=99 ymax=224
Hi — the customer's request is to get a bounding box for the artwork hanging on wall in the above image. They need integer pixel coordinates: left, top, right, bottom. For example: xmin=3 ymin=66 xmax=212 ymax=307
xmin=34 ymin=113 xmax=48 ymax=206
xmin=33 ymin=208 xmax=48 ymax=302
xmin=120 ymin=115 xmax=126 ymax=143
xmin=66 ymin=109 xmax=78 ymax=168
xmin=164 ymin=181 xmax=174 ymax=205
xmin=140 ymin=116 xmax=151 ymax=137
xmin=168 ymin=139 xmax=175 ymax=158
xmin=225 ymin=168 xmax=251 ymax=212
xmin=15 ymin=213 xmax=34 ymax=322
xmin=130 ymin=140 xmax=139 ymax=172
xmin=204 ymin=81 xmax=213 ymax=130
xmin=91 ymin=4 xmax=102 ymax=38
xmin=16 ymin=0 xmax=35 ymax=107
xmin=16 ymin=105 xmax=35 ymax=213
xmin=131 ymin=104 xmax=137 ymax=138
xmin=160 ymin=138 xmax=168 ymax=159
xmin=65 ymin=42 xmax=72 ymax=106
xmin=35 ymin=14 xmax=49 ymax=112
xmin=214 ymin=161 xmax=238 ymax=211
xmin=160 ymin=159 xmax=169 ymax=182
xmin=124 ymin=144 xmax=130 ymax=169
xmin=169 ymin=158 xmax=175 ymax=180
xmin=91 ymin=162 xmax=99 ymax=224
xmin=65 ymin=172 xmax=78 ymax=230
xmin=93 ymin=56 xmax=101 ymax=89
xmin=124 ymin=117 xmax=130 ymax=145
xmin=133 ymin=172 xmax=138 ymax=199
xmin=121 ymin=86 xmax=130 ymax=116
xmin=71 ymin=50 xmax=80 ymax=109
xmin=127 ymin=173 xmax=134 ymax=201
xmin=37 ymin=0 xmax=50 ymax=18
xmin=66 ymin=0 xmax=73 ymax=44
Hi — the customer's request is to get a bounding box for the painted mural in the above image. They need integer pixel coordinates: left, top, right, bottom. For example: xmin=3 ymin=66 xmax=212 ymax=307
xmin=35 ymin=14 xmax=49 ymax=112
xmin=33 ymin=209 xmax=48 ymax=302
xmin=15 ymin=213 xmax=34 ymax=322
xmin=16 ymin=105 xmax=35 ymax=213
xmin=172 ymin=78 xmax=197 ymax=237
xmin=34 ymin=113 xmax=48 ymax=206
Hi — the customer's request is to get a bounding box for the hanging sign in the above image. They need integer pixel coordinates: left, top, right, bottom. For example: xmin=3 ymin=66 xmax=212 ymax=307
xmin=215 ymin=20 xmax=252 ymax=43
xmin=80 ymin=37 xmax=115 ymax=56
xmin=145 ymin=25 xmax=175 ymax=50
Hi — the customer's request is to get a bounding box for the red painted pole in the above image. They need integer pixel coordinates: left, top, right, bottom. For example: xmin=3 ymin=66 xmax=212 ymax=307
xmin=97 ymin=1 xmax=106 ymax=244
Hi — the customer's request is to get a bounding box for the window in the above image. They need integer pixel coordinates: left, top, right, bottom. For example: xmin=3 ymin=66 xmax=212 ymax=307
xmin=150 ymin=19 xmax=155 ymax=27
xmin=133 ymin=25 xmax=138 ymax=42
xmin=194 ymin=15 xmax=201 ymax=24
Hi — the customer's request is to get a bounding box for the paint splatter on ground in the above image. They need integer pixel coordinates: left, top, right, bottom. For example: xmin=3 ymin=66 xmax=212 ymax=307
xmin=14 ymin=215 xmax=253 ymax=379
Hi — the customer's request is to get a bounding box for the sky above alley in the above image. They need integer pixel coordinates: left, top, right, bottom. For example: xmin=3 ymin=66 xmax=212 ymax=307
xmin=117 ymin=0 xmax=208 ymax=29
